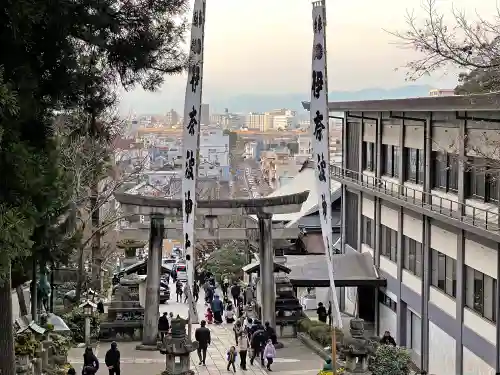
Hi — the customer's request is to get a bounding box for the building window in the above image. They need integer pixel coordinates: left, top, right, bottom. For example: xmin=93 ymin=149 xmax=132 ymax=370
xmin=381 ymin=225 xmax=397 ymax=262
xmin=382 ymin=145 xmax=399 ymax=178
xmin=362 ymin=216 xmax=373 ymax=248
xmin=378 ymin=290 xmax=397 ymax=312
xmin=432 ymin=151 xmax=458 ymax=192
xmin=402 ymin=236 xmax=422 ymax=277
xmin=431 ymin=249 xmax=456 ymax=298
xmin=467 ymin=157 xmax=499 ymax=203
xmin=405 ymin=148 xmax=425 ymax=184
xmin=465 ymin=266 xmax=497 ymax=322
xmin=363 ymin=142 xmax=375 ymax=172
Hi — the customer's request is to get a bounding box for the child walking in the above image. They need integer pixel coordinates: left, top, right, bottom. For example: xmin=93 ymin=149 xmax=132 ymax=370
xmin=227 ymin=346 xmax=237 ymax=372
xmin=263 ymin=339 xmax=276 ymax=371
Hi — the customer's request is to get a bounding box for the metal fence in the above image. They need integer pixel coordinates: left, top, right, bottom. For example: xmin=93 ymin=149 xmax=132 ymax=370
xmin=330 ymin=165 xmax=500 ymax=232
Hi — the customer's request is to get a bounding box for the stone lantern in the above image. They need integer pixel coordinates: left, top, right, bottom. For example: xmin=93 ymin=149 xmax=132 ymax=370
xmin=159 ymin=315 xmax=198 ymax=375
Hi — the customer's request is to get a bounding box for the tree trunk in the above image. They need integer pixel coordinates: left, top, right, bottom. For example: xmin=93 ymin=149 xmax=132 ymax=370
xmin=75 ymin=246 xmax=85 ymax=301
xmin=90 ymin=182 xmax=101 ymax=292
xmin=0 ymin=261 xmax=16 ymax=375
xmin=16 ymin=286 xmax=28 ymax=316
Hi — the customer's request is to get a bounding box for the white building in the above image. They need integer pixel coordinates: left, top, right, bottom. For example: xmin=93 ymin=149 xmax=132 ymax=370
xmin=199 ymin=128 xmax=230 ymax=180
xmin=306 ymin=92 xmax=500 ymax=375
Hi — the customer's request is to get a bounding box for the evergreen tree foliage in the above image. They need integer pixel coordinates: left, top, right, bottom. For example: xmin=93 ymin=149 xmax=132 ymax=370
xmin=0 ymin=0 xmax=189 ymax=372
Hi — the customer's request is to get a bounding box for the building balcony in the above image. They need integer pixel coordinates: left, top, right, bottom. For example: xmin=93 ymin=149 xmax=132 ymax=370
xmin=331 ymin=165 xmax=500 ymax=242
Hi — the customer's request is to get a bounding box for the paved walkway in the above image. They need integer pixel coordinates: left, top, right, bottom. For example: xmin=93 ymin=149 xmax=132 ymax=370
xmin=69 ymin=281 xmax=323 ymax=375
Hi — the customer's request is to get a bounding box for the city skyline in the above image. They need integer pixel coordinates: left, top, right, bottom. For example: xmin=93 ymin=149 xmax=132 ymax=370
xmin=118 ymin=0 xmax=494 ymax=115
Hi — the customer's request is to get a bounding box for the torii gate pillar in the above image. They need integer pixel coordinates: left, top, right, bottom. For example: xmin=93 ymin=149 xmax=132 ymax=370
xmin=137 ymin=213 xmax=164 ymax=350
xmin=258 ymin=212 xmax=275 ymax=329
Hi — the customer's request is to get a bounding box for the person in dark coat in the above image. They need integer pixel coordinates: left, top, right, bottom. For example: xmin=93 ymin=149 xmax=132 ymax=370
xmin=264 ymin=321 xmax=277 ymax=344
xmin=195 ymin=320 xmax=211 ymax=365
xmin=104 ymin=342 xmax=120 ymax=375
xmin=193 ymin=282 xmax=199 ymax=302
xmin=158 ymin=312 xmax=170 ymax=341
xmin=250 ymin=319 xmax=264 ymax=336
xmin=316 ymin=302 xmax=327 ymax=323
xmin=380 ymin=331 xmax=397 ymax=346
xmin=327 ymin=301 xmax=332 ymax=326
xmin=230 ymin=283 xmax=241 ymax=306
xmin=249 ymin=329 xmax=267 ymax=366
xmin=211 ymin=295 xmax=224 ymax=324
xmin=176 ymin=280 xmax=183 ymax=302
xmin=82 ymin=347 xmax=99 ymax=375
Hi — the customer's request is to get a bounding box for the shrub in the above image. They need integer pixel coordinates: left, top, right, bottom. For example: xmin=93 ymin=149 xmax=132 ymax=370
xmin=370 ymin=344 xmax=412 ymax=375
xmin=15 ymin=332 xmax=39 ymax=358
xmin=62 ymin=307 xmax=100 ymax=343
xmin=50 ymin=334 xmax=72 ymax=357
xmin=297 ymin=317 xmax=343 ymax=347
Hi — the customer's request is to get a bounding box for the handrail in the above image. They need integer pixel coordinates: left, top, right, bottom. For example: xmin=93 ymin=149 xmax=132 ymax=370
xmin=330 ymin=165 xmax=500 ymax=233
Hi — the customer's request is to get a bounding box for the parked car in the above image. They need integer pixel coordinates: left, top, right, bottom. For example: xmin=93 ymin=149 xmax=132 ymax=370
xmin=160 ymin=285 xmax=170 ymax=304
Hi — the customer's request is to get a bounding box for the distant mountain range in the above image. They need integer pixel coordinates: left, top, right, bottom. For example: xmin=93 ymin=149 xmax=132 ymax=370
xmin=209 ymin=84 xmax=434 ymax=114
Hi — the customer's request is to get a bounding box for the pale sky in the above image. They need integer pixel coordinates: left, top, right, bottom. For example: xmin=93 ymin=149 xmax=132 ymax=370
xmin=119 ymin=0 xmax=495 ymax=114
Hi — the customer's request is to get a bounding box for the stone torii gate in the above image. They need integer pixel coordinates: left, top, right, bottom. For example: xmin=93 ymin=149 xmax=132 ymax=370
xmin=114 ymin=191 xmax=308 ymax=347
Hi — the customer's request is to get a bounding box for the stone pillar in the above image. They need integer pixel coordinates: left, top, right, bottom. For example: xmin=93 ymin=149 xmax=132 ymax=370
xmin=258 ymin=212 xmax=275 ymax=329
xmin=139 ymin=213 xmax=164 ymax=349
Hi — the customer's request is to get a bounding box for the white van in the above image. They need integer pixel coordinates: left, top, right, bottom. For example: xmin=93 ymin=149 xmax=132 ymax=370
xmin=175 ymin=263 xmax=188 ymax=281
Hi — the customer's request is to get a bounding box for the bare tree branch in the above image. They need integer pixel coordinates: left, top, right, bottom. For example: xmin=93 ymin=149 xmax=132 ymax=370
xmin=388 ymin=0 xmax=500 ymax=80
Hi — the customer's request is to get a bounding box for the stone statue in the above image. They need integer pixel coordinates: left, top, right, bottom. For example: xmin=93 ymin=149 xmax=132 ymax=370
xmin=159 ymin=315 xmax=198 ymax=375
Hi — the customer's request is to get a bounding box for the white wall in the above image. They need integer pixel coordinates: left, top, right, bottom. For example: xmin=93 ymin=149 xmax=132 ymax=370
xmin=430 ymin=225 xmax=457 ymax=259
xmin=463 ymin=347 xmax=495 ymax=375
xmin=380 ymin=204 xmax=398 ymax=229
xmin=464 ymin=239 xmax=497 ymax=279
xmin=429 ymin=322 xmax=456 ymax=375
xmin=402 ymin=214 xmax=422 ymax=242
xmin=429 ymin=287 xmax=456 ymax=318
xmin=362 ymin=196 xmax=374 ymax=219
xmin=344 ymin=287 xmax=357 ymax=315
xmin=379 ymin=304 xmax=397 ymax=338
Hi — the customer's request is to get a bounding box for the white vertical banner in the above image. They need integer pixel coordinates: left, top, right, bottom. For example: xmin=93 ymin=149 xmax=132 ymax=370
xmin=182 ymin=0 xmax=206 ymax=325
xmin=310 ymin=1 xmax=342 ymax=329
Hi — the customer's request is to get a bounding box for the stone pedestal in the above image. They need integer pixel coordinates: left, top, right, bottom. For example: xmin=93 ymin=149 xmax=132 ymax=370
xmin=258 ymin=213 xmax=275 ymax=329
xmin=139 ymin=213 xmax=164 ymax=349
xmin=159 ymin=317 xmax=198 ymax=375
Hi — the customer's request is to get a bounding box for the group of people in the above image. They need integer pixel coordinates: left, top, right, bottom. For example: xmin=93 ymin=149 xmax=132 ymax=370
xmin=194 ymin=316 xmax=277 ymax=372
xmin=73 ymin=342 xmax=121 ymax=375
xmin=174 ymin=279 xmax=200 ymax=303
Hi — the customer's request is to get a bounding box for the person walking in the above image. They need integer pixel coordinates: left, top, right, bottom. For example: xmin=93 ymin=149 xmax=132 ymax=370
xmin=239 ymin=331 xmax=249 ymax=370
xmin=221 ymin=276 xmax=229 ymax=298
xmin=176 ymin=280 xmax=183 ymax=302
xmin=316 ymin=302 xmax=327 ymax=323
xmin=158 ymin=312 xmax=170 ymax=341
xmin=233 ymin=320 xmax=243 ymax=345
xmin=264 ymin=322 xmax=277 ymax=344
xmin=193 ymin=282 xmax=199 ymax=302
xmin=230 ymin=282 xmax=241 ymax=307
xmin=194 ymin=320 xmax=211 ymax=365
xmin=82 ymin=347 xmax=99 ymax=375
xmin=211 ymin=295 xmax=224 ymax=324
xmin=327 ymin=301 xmax=332 ymax=327
xmin=183 ymin=283 xmax=189 ymax=303
xmin=226 ymin=346 xmax=237 ymax=372
xmin=263 ymin=339 xmax=276 ymax=371
xmin=104 ymin=342 xmax=120 ymax=375
xmin=250 ymin=328 xmax=267 ymax=366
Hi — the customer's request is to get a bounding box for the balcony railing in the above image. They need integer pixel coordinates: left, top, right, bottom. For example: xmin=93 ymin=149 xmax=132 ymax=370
xmin=331 ymin=165 xmax=500 ymax=233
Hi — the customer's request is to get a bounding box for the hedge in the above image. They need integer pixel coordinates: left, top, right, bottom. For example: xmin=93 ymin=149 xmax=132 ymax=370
xmin=297 ymin=317 xmax=343 ymax=347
